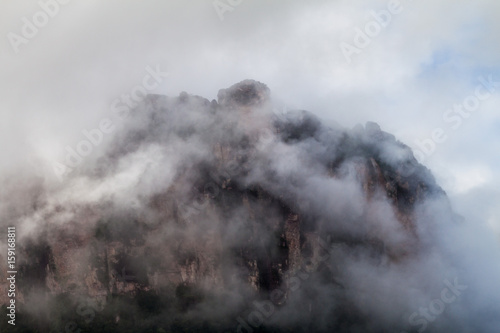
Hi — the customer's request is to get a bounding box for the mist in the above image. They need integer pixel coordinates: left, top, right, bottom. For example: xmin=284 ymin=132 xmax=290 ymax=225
xmin=1 ymin=1 xmax=500 ymax=332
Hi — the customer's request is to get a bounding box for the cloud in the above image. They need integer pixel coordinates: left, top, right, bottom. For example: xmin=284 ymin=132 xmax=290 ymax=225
xmin=1 ymin=1 xmax=500 ymax=331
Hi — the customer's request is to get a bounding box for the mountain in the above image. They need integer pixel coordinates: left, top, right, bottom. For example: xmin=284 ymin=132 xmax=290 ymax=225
xmin=0 ymin=80 xmax=471 ymax=332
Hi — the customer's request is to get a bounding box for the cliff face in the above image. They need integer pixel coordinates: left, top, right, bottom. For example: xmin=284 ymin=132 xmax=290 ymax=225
xmin=0 ymin=80 xmax=454 ymax=332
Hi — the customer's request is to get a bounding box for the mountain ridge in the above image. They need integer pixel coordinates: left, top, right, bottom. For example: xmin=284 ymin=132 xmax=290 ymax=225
xmin=0 ymin=80 xmax=459 ymax=332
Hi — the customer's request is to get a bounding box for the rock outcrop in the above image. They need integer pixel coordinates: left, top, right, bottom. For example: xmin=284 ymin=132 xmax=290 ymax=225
xmin=0 ymin=80 xmax=453 ymax=332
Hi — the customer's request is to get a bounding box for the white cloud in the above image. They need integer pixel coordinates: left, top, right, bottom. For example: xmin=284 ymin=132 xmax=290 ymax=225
xmin=1 ymin=1 xmax=499 ymax=233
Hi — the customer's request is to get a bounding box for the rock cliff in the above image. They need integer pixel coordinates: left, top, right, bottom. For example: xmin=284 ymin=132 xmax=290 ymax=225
xmin=0 ymin=80 xmax=457 ymax=332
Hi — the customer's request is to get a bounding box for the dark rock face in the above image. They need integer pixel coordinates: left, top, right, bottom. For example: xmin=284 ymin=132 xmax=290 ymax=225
xmin=0 ymin=80 xmax=453 ymax=332
xmin=217 ymin=79 xmax=271 ymax=108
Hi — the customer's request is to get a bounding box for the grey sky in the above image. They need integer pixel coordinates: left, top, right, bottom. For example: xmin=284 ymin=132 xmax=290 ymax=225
xmin=1 ymin=0 xmax=500 ymax=236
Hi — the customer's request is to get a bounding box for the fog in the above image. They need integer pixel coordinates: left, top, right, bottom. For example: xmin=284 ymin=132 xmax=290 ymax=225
xmin=1 ymin=1 xmax=500 ymax=332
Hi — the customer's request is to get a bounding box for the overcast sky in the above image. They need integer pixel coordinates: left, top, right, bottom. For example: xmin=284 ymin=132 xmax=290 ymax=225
xmin=1 ymin=0 xmax=500 ymax=237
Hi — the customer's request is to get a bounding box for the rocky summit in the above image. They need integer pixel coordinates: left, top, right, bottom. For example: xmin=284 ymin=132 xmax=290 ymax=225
xmin=0 ymin=80 xmax=461 ymax=332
